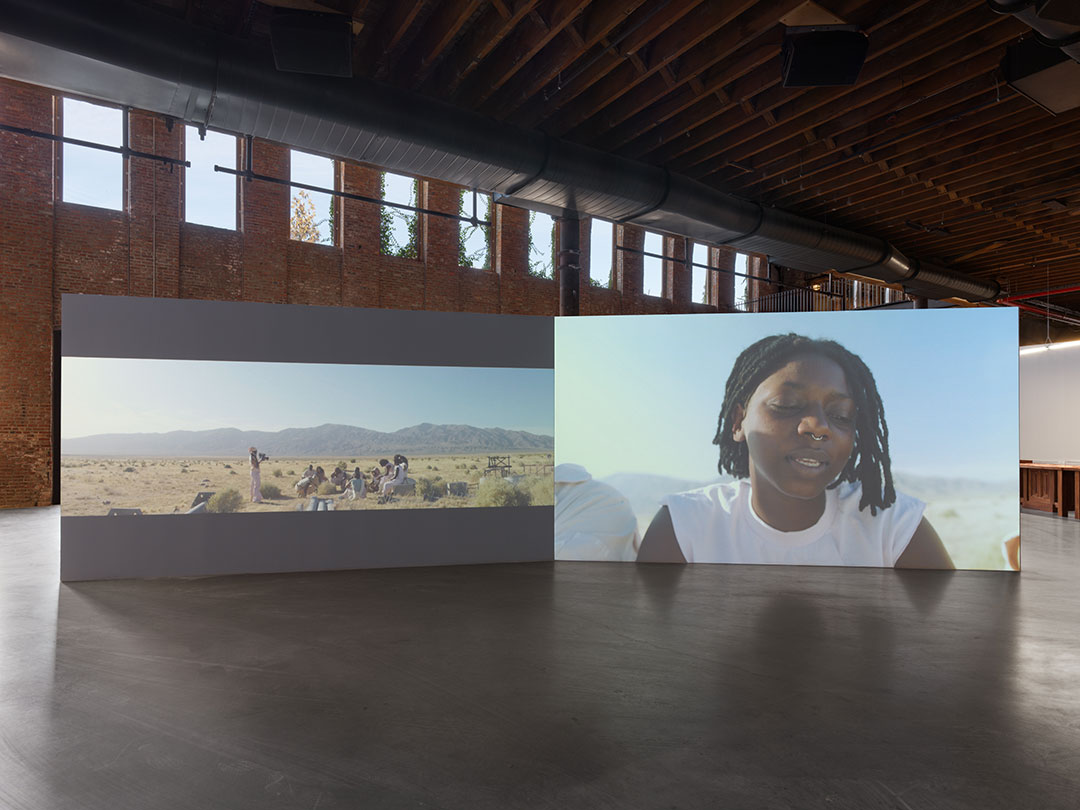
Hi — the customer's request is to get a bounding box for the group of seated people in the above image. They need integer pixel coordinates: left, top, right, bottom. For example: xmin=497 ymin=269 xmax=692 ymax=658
xmin=296 ymin=455 xmax=410 ymax=504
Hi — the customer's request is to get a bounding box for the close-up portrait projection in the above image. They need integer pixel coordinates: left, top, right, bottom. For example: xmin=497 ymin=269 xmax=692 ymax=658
xmin=555 ymin=309 xmax=1018 ymax=571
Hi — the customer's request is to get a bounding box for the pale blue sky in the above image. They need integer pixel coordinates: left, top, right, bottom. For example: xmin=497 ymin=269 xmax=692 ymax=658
xmin=62 ymin=359 xmax=553 ymax=439
xmin=185 ymin=126 xmax=237 ymax=229
xmin=63 ymin=98 xmax=122 ymax=210
xmin=555 ymin=308 xmax=1018 ymax=482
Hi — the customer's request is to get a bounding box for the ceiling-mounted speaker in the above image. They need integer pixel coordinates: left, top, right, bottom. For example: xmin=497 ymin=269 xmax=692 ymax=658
xmin=781 ymin=25 xmax=868 ymax=87
xmin=1002 ymin=37 xmax=1080 ymax=114
xmin=269 ymin=9 xmax=353 ymax=77
xmin=1036 ymin=0 xmax=1080 ymax=25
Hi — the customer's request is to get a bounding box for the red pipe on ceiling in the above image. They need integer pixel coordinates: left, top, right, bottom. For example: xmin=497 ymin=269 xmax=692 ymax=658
xmin=1005 ymin=300 xmax=1080 ymax=328
xmin=999 ymin=284 xmax=1080 ymax=303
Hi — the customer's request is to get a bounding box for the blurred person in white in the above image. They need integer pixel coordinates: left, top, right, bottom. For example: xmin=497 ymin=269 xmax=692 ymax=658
xmin=555 ymin=463 xmax=640 ymax=561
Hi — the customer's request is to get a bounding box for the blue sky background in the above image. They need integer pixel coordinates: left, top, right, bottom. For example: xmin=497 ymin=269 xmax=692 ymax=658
xmin=62 ymin=359 xmax=554 ymax=439
xmin=555 ymin=308 xmax=1018 ymax=482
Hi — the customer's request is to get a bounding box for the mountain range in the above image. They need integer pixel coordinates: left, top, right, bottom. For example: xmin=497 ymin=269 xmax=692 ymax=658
xmin=62 ymin=423 xmax=553 ymax=457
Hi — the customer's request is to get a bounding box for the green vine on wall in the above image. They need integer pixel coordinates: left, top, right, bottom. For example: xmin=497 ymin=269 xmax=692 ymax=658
xmin=379 ymin=173 xmax=419 ymax=259
xmin=458 ymin=188 xmax=490 ymax=270
xmin=526 ymin=211 xmax=554 ymax=279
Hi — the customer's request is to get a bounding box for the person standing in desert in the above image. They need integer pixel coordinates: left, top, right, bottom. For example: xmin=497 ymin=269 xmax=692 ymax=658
xmin=249 ymin=446 xmax=263 ymax=503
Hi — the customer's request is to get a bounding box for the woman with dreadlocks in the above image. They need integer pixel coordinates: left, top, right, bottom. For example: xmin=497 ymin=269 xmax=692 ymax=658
xmin=637 ymin=333 xmax=953 ymax=568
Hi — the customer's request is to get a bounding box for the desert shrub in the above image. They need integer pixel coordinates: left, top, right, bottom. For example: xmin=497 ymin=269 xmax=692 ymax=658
xmin=525 ymin=475 xmax=553 ymax=506
xmin=223 ymin=464 xmax=232 ymax=469
xmin=431 ymin=465 xmax=438 ymax=471
xmin=123 ymin=466 xmax=135 ymax=473
xmin=229 ymin=470 xmax=237 ymax=475
xmin=287 ymin=470 xmax=296 ymax=476
xmin=318 ymin=482 xmax=338 ymax=496
xmin=207 ymin=489 xmax=243 ymax=513
xmin=260 ymin=482 xmax=282 ymax=499
xmin=416 ymin=476 xmax=444 ymax=502
xmin=273 ymin=468 xmax=283 ymax=478
xmin=180 ymin=468 xmax=189 ymax=474
xmin=469 ymin=463 xmax=478 ymax=470
xmin=350 ymin=459 xmax=356 ymax=464
xmin=475 ymin=477 xmax=532 ymax=508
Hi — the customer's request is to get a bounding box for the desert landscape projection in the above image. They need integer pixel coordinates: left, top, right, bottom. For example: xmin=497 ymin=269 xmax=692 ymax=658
xmin=62 ymin=358 xmax=553 ymax=516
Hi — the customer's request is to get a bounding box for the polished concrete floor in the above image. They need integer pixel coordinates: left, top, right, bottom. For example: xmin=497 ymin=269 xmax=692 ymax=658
xmin=1 ymin=508 xmax=1078 ymax=809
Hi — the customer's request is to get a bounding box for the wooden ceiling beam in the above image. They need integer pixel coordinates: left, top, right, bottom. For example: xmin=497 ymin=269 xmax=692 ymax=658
xmin=565 ymin=0 xmax=804 ymax=143
xmin=477 ymin=0 xmax=652 ymax=121
xmin=378 ymin=0 xmax=483 ymax=83
xmin=726 ymin=80 xmax=1010 ymax=202
xmin=594 ymin=25 xmax=783 ymax=153
xmin=449 ymin=0 xmax=594 ymax=109
xmin=862 ymin=162 xmax=1080 ymax=225
xmin=496 ymin=0 xmax=714 ymax=126
xmin=416 ymin=0 xmax=540 ymax=96
xmin=637 ymin=1 xmax=995 ymax=168
xmin=354 ymin=0 xmax=428 ymax=76
xmin=725 ymin=81 xmax=1026 ymax=198
xmin=780 ymin=106 xmax=1074 ymax=217
xmin=678 ymin=12 xmax=1015 ymax=177
xmin=533 ymin=0 xmax=762 ymax=137
xmin=800 ymin=134 xmax=1080 ymax=220
xmin=753 ymin=98 xmax=1040 ymax=207
xmin=597 ymin=0 xmax=914 ymax=155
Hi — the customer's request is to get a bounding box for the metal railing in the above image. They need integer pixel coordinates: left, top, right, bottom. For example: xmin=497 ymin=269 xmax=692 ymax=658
xmin=740 ymin=275 xmax=910 ymax=313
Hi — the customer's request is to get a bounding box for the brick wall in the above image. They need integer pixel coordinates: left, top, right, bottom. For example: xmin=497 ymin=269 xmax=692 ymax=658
xmin=0 ymin=79 xmax=748 ymax=509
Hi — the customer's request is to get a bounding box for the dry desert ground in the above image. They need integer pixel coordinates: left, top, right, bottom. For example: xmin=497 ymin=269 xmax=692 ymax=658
xmin=61 ymin=453 xmax=554 ymax=516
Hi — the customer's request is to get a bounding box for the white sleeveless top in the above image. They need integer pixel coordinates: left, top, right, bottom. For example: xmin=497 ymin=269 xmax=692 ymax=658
xmin=662 ymin=480 xmax=924 ymax=567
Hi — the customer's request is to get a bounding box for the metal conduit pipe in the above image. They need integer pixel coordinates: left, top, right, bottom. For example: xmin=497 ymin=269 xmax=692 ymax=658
xmin=0 ymin=0 xmax=1000 ymax=302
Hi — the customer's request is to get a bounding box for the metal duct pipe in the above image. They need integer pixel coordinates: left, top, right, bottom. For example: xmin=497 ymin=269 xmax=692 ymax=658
xmin=0 ymin=0 xmax=1000 ymax=302
xmin=989 ymin=0 xmax=1080 ymax=63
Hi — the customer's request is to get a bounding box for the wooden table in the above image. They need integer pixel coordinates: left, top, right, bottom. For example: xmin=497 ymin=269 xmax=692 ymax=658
xmin=1020 ymin=462 xmax=1080 ymax=518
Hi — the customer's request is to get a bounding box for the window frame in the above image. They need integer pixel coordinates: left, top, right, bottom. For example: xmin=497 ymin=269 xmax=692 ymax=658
xmin=57 ymin=95 xmax=128 ymax=212
xmin=379 ymin=170 xmax=421 ymax=260
xmin=288 ymin=147 xmax=339 ymax=246
xmin=181 ymin=124 xmax=241 ymax=231
xmin=458 ymin=188 xmax=493 ymax=271
xmin=588 ymin=217 xmax=614 ymax=288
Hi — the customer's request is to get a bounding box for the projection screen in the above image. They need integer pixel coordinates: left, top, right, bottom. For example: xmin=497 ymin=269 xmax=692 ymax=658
xmin=61 ymin=295 xmax=554 ymax=580
xmin=554 ymin=308 xmax=1019 ymax=571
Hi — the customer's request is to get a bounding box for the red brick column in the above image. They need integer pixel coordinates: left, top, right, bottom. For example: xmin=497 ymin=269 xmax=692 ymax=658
xmin=341 ymin=163 xmax=381 ymax=308
xmin=668 ymin=235 xmax=691 ymax=314
xmin=0 ymin=80 xmax=56 ymax=507
xmin=615 ymin=224 xmax=643 ymax=310
xmin=416 ymin=180 xmax=461 ymax=311
xmin=240 ymin=138 xmax=288 ymax=303
xmin=713 ymin=246 xmax=737 ymax=311
xmin=495 ymin=202 xmax=529 ymax=313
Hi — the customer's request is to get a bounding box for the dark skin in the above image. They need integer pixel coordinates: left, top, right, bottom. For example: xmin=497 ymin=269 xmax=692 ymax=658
xmin=638 ymin=355 xmax=954 ymax=569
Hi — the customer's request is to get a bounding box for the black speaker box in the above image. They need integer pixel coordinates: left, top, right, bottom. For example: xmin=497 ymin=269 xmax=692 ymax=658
xmin=270 ymin=10 xmax=353 ymax=78
xmin=782 ymin=26 xmax=868 ymax=87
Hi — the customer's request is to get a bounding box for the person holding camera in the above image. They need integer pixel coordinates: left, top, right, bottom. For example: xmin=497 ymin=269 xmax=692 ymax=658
xmin=249 ymin=446 xmax=263 ymax=504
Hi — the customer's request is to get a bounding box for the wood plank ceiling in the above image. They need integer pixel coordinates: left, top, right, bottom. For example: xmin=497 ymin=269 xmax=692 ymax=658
xmin=147 ymin=0 xmax=1080 ymax=313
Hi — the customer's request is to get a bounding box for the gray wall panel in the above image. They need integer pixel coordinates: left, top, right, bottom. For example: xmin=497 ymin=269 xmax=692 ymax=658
xmin=61 ymin=507 xmax=553 ymax=581
xmin=62 ymin=295 xmax=554 ymax=368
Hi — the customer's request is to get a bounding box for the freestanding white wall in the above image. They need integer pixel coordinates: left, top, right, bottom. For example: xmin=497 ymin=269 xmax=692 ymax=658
xmin=1020 ymin=344 xmax=1080 ymax=462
